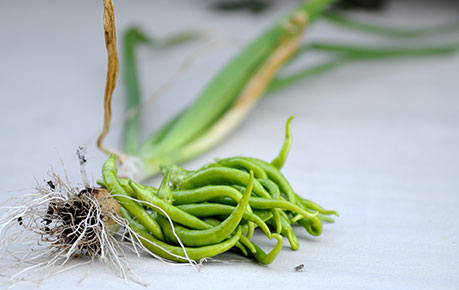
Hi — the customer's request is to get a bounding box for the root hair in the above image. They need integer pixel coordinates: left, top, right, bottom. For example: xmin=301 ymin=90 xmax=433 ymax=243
xmin=0 ymin=172 xmax=145 ymax=287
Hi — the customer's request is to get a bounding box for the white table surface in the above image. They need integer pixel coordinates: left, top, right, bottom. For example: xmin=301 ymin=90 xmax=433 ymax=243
xmin=1 ymin=0 xmax=458 ymax=289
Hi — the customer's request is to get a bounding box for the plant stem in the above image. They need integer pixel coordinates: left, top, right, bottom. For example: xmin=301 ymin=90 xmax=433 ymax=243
xmin=268 ymin=56 xmax=348 ymax=93
xmin=305 ymin=42 xmax=459 ymax=58
xmin=97 ymin=0 xmax=120 ymax=156
xmin=122 ymin=29 xmax=203 ymax=154
xmin=323 ymin=12 xmax=459 ymax=38
xmin=123 ymin=28 xmax=150 ymax=155
xmin=268 ymin=42 xmax=459 ymax=92
xmin=136 ymin=0 xmax=337 ymax=179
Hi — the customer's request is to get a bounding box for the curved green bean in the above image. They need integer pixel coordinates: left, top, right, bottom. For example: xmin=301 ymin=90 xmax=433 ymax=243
xmin=258 ymin=178 xmax=283 ymax=234
xmin=271 ymin=116 xmax=294 ymax=170
xmin=155 ymin=171 xmax=254 ymax=247
xmin=297 ymin=217 xmax=323 ymax=236
xmin=172 ymin=185 xmax=241 ymax=205
xmin=235 ymin=241 xmax=249 ymax=256
xmin=295 ymin=192 xmax=339 ymax=216
xmin=216 ymin=157 xmax=268 ymax=179
xmin=281 ymin=211 xmax=299 ymax=250
xmin=249 ymin=234 xmax=284 ymax=265
xmin=128 ymin=179 xmax=212 ymax=230
xmin=209 ymin=194 xmax=318 ymax=221
xmin=102 ymin=154 xmax=165 ymax=240
xmin=239 ymin=234 xmax=257 ymax=254
xmin=248 ymin=158 xmax=296 ymax=203
xmin=318 ymin=214 xmax=335 ymax=223
xmin=118 ymin=177 xmax=158 ymax=197
xmin=176 ymin=203 xmax=272 ymax=237
xmin=202 ymin=217 xmax=251 ymax=256
xmin=176 ymin=167 xmax=271 ymax=198
xmin=250 ymin=197 xmax=317 ymax=220
xmin=257 ymin=178 xmax=281 ymax=199
xmin=157 ymin=169 xmax=173 ymax=203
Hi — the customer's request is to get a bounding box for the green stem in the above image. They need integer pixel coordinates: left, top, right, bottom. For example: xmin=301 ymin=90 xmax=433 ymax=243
xmin=154 ymin=31 xmax=203 ymax=49
xmin=122 ymin=29 xmax=203 ymax=154
xmin=306 ymin=42 xmax=459 ymax=58
xmin=323 ymin=12 xmax=459 ymax=38
xmin=268 ymin=56 xmax=348 ymax=93
xmin=123 ymin=27 xmax=150 ymax=154
xmin=268 ymin=42 xmax=459 ymax=92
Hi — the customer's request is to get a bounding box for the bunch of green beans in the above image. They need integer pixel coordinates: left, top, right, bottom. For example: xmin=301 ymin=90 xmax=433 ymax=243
xmin=100 ymin=117 xmax=338 ymax=264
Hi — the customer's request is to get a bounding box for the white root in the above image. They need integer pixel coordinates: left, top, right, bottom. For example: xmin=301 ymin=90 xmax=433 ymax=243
xmin=0 ymin=168 xmax=201 ymax=288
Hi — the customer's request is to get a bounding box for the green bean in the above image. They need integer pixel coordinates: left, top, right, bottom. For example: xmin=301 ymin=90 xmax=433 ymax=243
xmin=162 ymin=164 xmax=193 ymax=189
xmin=121 ymin=207 xmax=147 ymax=230
xmin=239 ymin=234 xmax=257 ymax=254
xmin=174 ymin=185 xmax=267 ymax=238
xmin=102 ymin=155 xmax=165 ymax=240
xmin=117 ymin=177 xmax=158 ymax=197
xmin=249 ymin=234 xmax=284 ymax=265
xmin=222 ymin=195 xmax=318 ymax=221
xmin=231 ymin=184 xmax=246 ymax=193
xmin=175 ymin=167 xmax=271 ymax=198
xmin=210 ymin=196 xmax=238 ymax=206
xmin=291 ymin=213 xmax=303 ymax=223
xmin=252 ymin=197 xmax=317 ymax=218
xmin=234 ymin=184 xmax=282 ymax=229
xmin=291 ymin=193 xmax=325 ymax=236
xmin=172 ymin=185 xmax=241 ymax=205
xmin=216 ymin=157 xmax=268 ymax=179
xmin=157 ymin=169 xmax=173 ymax=203
xmin=265 ymin=210 xmax=298 ymax=250
xmin=234 ymin=191 xmax=302 ymax=250
xmin=205 ymin=183 xmax=312 ymax=235
xmin=208 ymin=189 xmax=316 ymax=225
xmin=245 ymin=220 xmax=256 ymax=240
xmin=235 ymin=241 xmax=249 ymax=257
xmin=271 ymin=116 xmax=294 ymax=170
xmin=201 ymin=217 xmax=221 ymax=226
xmin=128 ymin=179 xmax=212 ymax=230
xmin=257 ymin=178 xmax=280 ymax=199
xmin=318 ymin=214 xmax=335 ymax=223
xmin=171 ymin=181 xmax=264 ymax=241
xmin=296 ymin=217 xmax=322 ymax=236
xmin=100 ymin=177 xmax=137 ymax=197
xmin=258 ymin=178 xmax=283 ymax=234
xmin=202 ymin=217 xmax=250 ymax=256
xmin=124 ymin=210 xmax=243 ymax=262
xmin=279 ymin=211 xmax=299 ymax=250
xmin=154 ymin=171 xmax=254 ymax=247
xmin=238 ymin=223 xmax=257 ymax=254
xmin=294 ymin=192 xmax=339 ymax=216
xmin=248 ymin=158 xmax=296 ymax=203
xmin=213 ymin=189 xmax=321 ymax=232
xmin=176 ymin=203 xmax=271 ymax=238
xmin=253 ymin=209 xmax=273 ymax=221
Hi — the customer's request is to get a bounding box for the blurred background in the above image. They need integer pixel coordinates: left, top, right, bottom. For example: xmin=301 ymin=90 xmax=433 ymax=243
xmin=0 ymin=0 xmax=458 ymax=289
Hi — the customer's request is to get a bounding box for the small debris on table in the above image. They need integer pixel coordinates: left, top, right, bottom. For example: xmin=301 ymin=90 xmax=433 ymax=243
xmin=293 ymin=264 xmax=304 ymax=272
